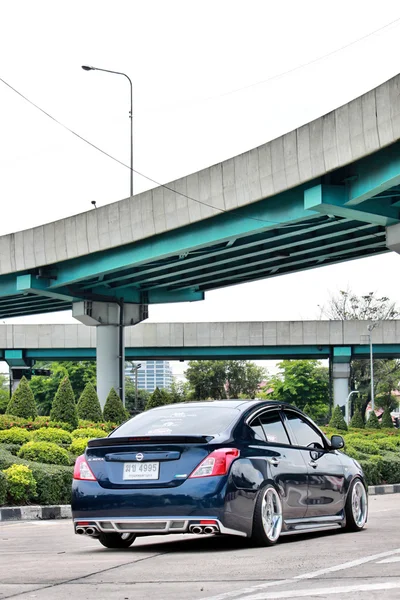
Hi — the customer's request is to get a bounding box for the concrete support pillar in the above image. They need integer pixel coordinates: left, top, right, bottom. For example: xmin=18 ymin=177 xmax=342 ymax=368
xmin=332 ymin=347 xmax=352 ymax=420
xmin=96 ymin=326 xmax=122 ymax=409
xmin=72 ymin=301 xmax=147 ymax=409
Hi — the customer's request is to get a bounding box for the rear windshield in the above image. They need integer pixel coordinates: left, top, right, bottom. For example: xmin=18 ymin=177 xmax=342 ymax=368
xmin=110 ymin=406 xmax=240 ymax=437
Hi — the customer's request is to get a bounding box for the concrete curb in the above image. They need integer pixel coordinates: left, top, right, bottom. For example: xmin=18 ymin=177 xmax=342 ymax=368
xmin=0 ymin=486 xmax=399 ymax=521
xmin=0 ymin=504 xmax=71 ymax=522
xmin=368 ymin=484 xmax=400 ymax=495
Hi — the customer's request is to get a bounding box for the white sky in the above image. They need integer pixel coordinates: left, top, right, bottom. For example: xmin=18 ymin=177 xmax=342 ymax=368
xmin=1 ymin=0 xmax=400 ymax=377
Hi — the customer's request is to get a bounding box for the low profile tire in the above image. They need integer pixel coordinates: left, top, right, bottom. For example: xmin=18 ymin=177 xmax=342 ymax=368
xmin=251 ymin=484 xmax=283 ymax=546
xmin=344 ymin=478 xmax=368 ymax=532
xmin=98 ymin=532 xmax=136 ymax=549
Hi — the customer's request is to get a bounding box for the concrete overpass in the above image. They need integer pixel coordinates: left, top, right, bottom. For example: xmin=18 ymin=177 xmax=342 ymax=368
xmin=2 ymin=321 xmax=400 ymax=410
xmin=1 ymin=74 xmax=400 ymax=403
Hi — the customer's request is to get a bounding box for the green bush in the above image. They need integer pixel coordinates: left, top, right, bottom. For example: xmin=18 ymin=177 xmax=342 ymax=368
xmin=366 ymin=411 xmax=380 ymax=429
xmin=329 ymin=405 xmax=348 ymax=431
xmin=359 ymin=458 xmax=381 ymax=486
xmin=373 ymin=437 xmax=399 ymax=452
xmin=145 ymin=387 xmax=167 ymax=411
xmin=0 ymin=428 xmax=30 ymax=445
xmin=103 ymin=388 xmax=128 ymax=424
xmin=0 ymin=471 xmax=6 ymax=505
xmin=71 ymin=427 xmax=107 ymax=440
xmin=78 ymin=420 xmax=117 ymax=432
xmin=343 ymin=435 xmax=380 ymax=455
xmin=2 ymin=464 xmax=37 ymax=504
xmin=18 ymin=441 xmax=71 ymax=466
xmin=77 ymin=383 xmax=103 ymax=422
xmin=70 ymin=438 xmax=90 ymax=456
xmin=0 ymin=415 xmax=28 ymax=430
xmin=0 ymin=446 xmax=72 ymax=505
xmin=31 ymin=428 xmax=72 ymax=446
xmin=6 ymin=377 xmax=37 ymax=420
xmin=0 ymin=443 xmax=21 ymax=456
xmin=343 ymin=445 xmax=364 ymax=461
xmin=379 ymin=452 xmax=400 ymax=484
xmin=349 ymin=409 xmax=364 ymax=429
xmin=381 ymin=408 xmax=394 ymax=429
xmin=50 ymin=377 xmax=78 ymax=430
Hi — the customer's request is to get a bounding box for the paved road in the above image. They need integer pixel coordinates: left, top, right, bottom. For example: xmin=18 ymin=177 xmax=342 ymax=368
xmin=0 ymin=495 xmax=399 ymax=600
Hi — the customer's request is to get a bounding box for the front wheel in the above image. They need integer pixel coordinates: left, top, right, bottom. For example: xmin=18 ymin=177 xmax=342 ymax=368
xmin=98 ymin=532 xmax=136 ymax=549
xmin=344 ymin=478 xmax=368 ymax=532
xmin=251 ymin=484 xmax=283 ymax=546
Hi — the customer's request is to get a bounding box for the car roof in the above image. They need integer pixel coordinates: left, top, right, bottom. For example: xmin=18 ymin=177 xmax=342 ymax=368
xmin=156 ymin=399 xmax=282 ymax=411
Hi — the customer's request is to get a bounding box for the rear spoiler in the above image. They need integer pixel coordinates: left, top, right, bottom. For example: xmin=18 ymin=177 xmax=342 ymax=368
xmin=87 ymin=434 xmax=214 ymax=448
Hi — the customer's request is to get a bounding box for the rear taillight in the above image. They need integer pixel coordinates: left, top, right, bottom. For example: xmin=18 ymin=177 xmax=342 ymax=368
xmin=189 ymin=448 xmax=240 ymax=478
xmin=73 ymin=455 xmax=96 ymax=481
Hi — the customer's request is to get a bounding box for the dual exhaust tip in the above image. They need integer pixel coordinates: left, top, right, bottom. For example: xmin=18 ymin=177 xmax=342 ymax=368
xmin=76 ymin=526 xmax=99 ymax=537
xmin=190 ymin=525 xmax=218 ymax=535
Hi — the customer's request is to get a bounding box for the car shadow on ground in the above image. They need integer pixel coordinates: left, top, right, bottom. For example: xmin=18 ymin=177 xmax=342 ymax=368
xmin=88 ymin=527 xmax=346 ymax=554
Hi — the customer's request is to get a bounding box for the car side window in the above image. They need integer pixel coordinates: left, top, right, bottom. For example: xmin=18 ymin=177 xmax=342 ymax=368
xmin=258 ymin=411 xmax=290 ymax=445
xmin=284 ymin=411 xmax=325 ymax=448
xmin=249 ymin=417 xmax=266 ymax=441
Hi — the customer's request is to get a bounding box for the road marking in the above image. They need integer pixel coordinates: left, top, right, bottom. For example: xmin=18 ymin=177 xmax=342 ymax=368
xmin=244 ymin=582 xmax=400 ymax=599
xmin=377 ymin=556 xmax=400 ymax=564
xmin=203 ymin=547 xmax=400 ymax=600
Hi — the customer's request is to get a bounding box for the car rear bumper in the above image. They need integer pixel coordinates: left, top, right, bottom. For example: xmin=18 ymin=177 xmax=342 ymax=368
xmin=73 ymin=516 xmax=247 ymax=537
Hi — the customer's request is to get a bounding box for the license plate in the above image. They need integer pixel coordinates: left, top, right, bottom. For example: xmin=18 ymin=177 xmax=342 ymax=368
xmin=123 ymin=462 xmax=159 ymax=480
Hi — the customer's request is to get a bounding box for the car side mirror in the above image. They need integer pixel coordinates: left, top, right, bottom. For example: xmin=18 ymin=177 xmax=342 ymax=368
xmin=330 ymin=435 xmax=344 ymax=450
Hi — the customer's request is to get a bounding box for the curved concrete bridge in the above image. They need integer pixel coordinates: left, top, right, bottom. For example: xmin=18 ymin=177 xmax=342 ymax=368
xmin=1 ymin=74 xmax=400 ymax=404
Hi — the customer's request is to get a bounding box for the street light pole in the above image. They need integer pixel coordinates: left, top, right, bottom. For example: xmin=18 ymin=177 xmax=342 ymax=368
xmin=367 ymin=322 xmax=378 ymax=412
xmin=82 ymin=65 xmax=133 ymax=197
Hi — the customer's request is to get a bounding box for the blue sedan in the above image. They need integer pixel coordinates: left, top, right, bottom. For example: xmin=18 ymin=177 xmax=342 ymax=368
xmin=72 ymin=400 xmax=368 ymax=548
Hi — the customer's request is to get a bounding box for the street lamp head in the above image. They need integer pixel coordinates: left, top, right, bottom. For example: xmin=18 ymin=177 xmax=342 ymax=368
xmin=81 ymin=65 xmax=95 ymax=71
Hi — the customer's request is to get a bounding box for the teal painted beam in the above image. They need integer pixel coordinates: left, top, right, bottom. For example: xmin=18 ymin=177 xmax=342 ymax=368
xmin=347 ymin=143 xmax=400 ymax=205
xmin=49 ymin=184 xmax=320 ymax=289
xmin=4 ymin=350 xmax=31 ymax=367
xmin=304 ymin=185 xmax=400 ymax=226
xmin=0 ymin=276 xmax=19 ymax=298
xmin=16 ymin=275 xmax=77 ymax=302
xmin=147 ymin=289 xmax=204 ymax=303
xmin=333 ymin=347 xmax=352 ymax=363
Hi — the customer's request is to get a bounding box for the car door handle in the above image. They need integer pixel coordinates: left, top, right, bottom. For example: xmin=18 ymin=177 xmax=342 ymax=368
xmin=269 ymin=458 xmax=280 ymax=467
xmin=309 ymin=461 xmax=318 ymax=469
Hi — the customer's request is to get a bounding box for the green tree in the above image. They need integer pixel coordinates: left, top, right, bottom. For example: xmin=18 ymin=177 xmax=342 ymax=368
xmin=103 ymin=388 xmax=128 ymax=424
xmin=381 ymin=407 xmax=394 ymax=428
xmin=50 ymin=376 xmax=78 ymax=429
xmin=329 ymin=405 xmax=348 ymax=431
xmin=320 ymin=289 xmax=400 ymax=418
xmin=145 ymin=388 xmax=167 ymax=410
xmin=366 ymin=411 xmax=380 ymax=429
xmin=185 ymin=360 xmax=265 ymax=400
xmin=30 ymin=361 xmax=96 ymax=415
xmin=6 ymin=377 xmax=37 ymax=420
xmin=349 ymin=408 xmax=365 ymax=428
xmin=0 ymin=374 xmax=9 ymax=414
xmin=169 ymin=380 xmax=193 ymax=403
xmin=267 ymin=360 xmax=329 ymax=415
xmin=77 ymin=383 xmax=102 ymax=422
xmin=124 ymin=379 xmax=151 ymax=414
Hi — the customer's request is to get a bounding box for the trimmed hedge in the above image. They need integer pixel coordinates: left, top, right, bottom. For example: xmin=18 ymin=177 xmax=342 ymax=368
xmin=31 ymin=428 xmax=72 ymax=446
xmin=18 ymin=441 xmax=71 ymax=466
xmin=366 ymin=411 xmax=380 ymax=429
xmin=2 ymin=464 xmax=37 ymax=504
xmin=0 ymin=428 xmax=31 ymax=445
xmin=0 ymin=415 xmax=73 ymax=432
xmin=103 ymin=388 xmax=128 ymax=424
xmin=77 ymin=383 xmax=103 ymax=422
xmin=50 ymin=377 xmax=78 ymax=430
xmin=70 ymin=438 xmax=90 ymax=456
xmin=6 ymin=377 xmax=37 ymax=420
xmin=0 ymin=446 xmax=72 ymax=505
xmin=78 ymin=420 xmax=117 ymax=432
xmin=0 ymin=471 xmax=6 ymax=505
xmin=329 ymin=406 xmax=348 ymax=431
xmin=71 ymin=427 xmax=107 ymax=440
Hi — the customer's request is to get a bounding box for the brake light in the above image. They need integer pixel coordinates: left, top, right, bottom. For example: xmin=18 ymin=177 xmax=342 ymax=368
xmin=73 ymin=455 xmax=96 ymax=481
xmin=189 ymin=448 xmax=240 ymax=478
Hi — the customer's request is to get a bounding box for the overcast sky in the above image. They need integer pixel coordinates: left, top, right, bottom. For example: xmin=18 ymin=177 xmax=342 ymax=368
xmin=1 ymin=1 xmax=400 ymax=375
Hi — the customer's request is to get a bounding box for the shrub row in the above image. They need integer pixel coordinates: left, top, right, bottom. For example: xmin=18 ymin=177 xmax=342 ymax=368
xmin=0 ymin=414 xmax=116 ymax=433
xmin=0 ymin=446 xmax=73 ymax=506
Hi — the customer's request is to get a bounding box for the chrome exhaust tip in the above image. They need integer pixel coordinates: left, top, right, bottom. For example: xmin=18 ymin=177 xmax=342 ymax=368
xmin=190 ymin=525 xmax=203 ymax=534
xmin=76 ymin=527 xmax=85 ymax=535
xmin=203 ymin=526 xmax=217 ymax=534
xmin=85 ymin=527 xmax=96 ymax=536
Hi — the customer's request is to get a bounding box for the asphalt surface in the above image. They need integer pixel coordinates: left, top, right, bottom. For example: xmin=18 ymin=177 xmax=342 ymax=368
xmin=0 ymin=495 xmax=399 ymax=600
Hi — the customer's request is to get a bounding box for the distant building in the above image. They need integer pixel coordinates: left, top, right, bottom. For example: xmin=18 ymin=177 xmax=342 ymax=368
xmin=125 ymin=361 xmax=173 ymax=393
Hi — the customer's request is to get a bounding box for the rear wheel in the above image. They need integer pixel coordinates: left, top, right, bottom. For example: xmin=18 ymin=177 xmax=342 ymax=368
xmin=98 ymin=532 xmax=136 ymax=549
xmin=251 ymin=484 xmax=283 ymax=546
xmin=344 ymin=478 xmax=368 ymax=532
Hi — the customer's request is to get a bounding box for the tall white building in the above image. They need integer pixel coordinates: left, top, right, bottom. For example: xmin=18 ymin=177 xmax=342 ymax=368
xmin=125 ymin=361 xmax=173 ymax=393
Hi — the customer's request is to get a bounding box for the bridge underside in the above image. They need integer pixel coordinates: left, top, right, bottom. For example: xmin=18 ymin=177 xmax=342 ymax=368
xmin=0 ymin=142 xmax=399 ymax=319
